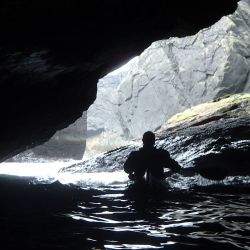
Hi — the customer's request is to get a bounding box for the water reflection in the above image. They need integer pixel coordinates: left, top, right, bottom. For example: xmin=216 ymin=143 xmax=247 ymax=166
xmin=63 ymin=183 xmax=250 ymax=250
xmin=0 ymin=162 xmax=249 ymax=249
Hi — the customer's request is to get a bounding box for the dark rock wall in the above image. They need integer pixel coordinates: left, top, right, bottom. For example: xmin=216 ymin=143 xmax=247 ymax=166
xmin=0 ymin=0 xmax=238 ymax=161
xmin=8 ymin=113 xmax=87 ymax=162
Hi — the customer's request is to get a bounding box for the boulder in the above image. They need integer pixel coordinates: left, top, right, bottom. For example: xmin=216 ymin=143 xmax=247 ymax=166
xmin=158 ymin=93 xmax=250 ymax=177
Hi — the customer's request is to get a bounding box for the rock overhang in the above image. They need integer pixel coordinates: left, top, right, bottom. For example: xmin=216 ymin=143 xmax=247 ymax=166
xmin=0 ymin=0 xmax=239 ymax=161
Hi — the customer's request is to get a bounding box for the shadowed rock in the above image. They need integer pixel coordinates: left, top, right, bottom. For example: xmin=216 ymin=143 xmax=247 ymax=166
xmin=61 ymin=94 xmax=250 ymax=179
xmin=7 ymin=113 xmax=87 ymax=162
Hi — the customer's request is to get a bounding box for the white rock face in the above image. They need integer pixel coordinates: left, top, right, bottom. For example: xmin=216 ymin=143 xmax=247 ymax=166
xmin=87 ymin=57 xmax=139 ymax=136
xmin=85 ymin=58 xmax=139 ymax=157
xmin=87 ymin=0 xmax=250 ymax=147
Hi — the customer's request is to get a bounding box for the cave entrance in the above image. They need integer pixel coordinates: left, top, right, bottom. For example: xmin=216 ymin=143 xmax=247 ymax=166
xmin=0 ymin=58 xmax=140 ymax=182
xmin=84 ymin=56 xmax=139 ymax=159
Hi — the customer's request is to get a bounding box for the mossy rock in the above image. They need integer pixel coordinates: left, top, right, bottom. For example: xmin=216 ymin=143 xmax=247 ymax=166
xmin=163 ymin=93 xmax=250 ymax=129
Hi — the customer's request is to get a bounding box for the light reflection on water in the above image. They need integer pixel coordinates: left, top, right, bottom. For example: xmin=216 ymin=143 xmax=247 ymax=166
xmin=66 ymin=184 xmax=250 ymax=250
xmin=0 ymin=162 xmax=129 ymax=186
xmin=0 ymin=162 xmax=250 ymax=188
xmin=0 ymin=162 xmax=250 ymax=249
xmin=59 ymin=182 xmax=249 ymax=249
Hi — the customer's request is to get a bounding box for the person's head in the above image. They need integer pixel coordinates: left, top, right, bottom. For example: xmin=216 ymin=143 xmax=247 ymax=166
xmin=142 ymin=131 xmax=155 ymax=147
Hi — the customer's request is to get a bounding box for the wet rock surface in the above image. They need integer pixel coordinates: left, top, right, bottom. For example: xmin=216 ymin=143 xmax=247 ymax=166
xmin=62 ymin=94 xmax=250 ymax=178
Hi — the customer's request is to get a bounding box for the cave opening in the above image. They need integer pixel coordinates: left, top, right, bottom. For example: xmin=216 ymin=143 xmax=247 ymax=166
xmin=1 ymin=2 xmax=250 ymax=250
xmin=0 ymin=57 xmax=140 ymax=183
xmin=0 ymin=0 xmax=249 ymax=187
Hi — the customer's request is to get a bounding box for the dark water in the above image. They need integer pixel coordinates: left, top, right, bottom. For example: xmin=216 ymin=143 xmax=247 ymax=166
xmin=0 ymin=173 xmax=249 ymax=250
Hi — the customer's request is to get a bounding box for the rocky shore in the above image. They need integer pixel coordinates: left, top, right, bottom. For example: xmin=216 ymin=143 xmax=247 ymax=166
xmin=61 ymin=93 xmax=250 ymax=179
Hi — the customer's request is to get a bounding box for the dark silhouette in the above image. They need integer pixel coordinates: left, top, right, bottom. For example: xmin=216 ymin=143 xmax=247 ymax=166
xmin=124 ymin=131 xmax=181 ymax=184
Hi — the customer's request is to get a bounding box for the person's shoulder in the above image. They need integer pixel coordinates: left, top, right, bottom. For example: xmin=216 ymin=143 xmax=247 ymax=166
xmin=155 ymin=147 xmax=169 ymax=153
xmin=128 ymin=150 xmax=140 ymax=158
xmin=155 ymin=147 xmax=170 ymax=157
xmin=130 ymin=149 xmax=141 ymax=155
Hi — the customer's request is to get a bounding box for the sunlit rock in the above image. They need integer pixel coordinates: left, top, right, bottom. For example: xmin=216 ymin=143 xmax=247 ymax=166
xmin=87 ymin=57 xmax=139 ymax=138
xmin=157 ymin=93 xmax=250 ymax=175
xmin=161 ymin=93 xmax=250 ymax=131
xmin=85 ymin=58 xmax=139 ymax=157
xmin=88 ymin=0 xmax=250 ymax=144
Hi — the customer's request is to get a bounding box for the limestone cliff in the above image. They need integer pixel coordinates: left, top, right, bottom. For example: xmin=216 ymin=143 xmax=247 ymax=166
xmin=88 ymin=0 xmax=250 ymax=144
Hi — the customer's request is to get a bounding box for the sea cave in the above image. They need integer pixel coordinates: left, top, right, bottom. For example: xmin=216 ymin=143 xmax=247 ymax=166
xmin=0 ymin=1 xmax=249 ymax=249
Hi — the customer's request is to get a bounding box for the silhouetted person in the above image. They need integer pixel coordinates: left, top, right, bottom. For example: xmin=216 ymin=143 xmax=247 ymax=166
xmin=124 ymin=131 xmax=181 ymax=183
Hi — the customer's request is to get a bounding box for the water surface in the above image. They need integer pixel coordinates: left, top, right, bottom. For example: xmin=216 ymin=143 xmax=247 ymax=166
xmin=0 ymin=163 xmax=249 ymax=250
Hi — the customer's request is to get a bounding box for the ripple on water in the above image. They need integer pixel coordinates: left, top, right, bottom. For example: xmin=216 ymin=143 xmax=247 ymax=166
xmin=0 ymin=164 xmax=249 ymax=250
xmin=62 ymin=183 xmax=250 ymax=250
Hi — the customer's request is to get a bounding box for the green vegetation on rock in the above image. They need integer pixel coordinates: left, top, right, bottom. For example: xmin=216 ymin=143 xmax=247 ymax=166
xmin=163 ymin=93 xmax=250 ymax=129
